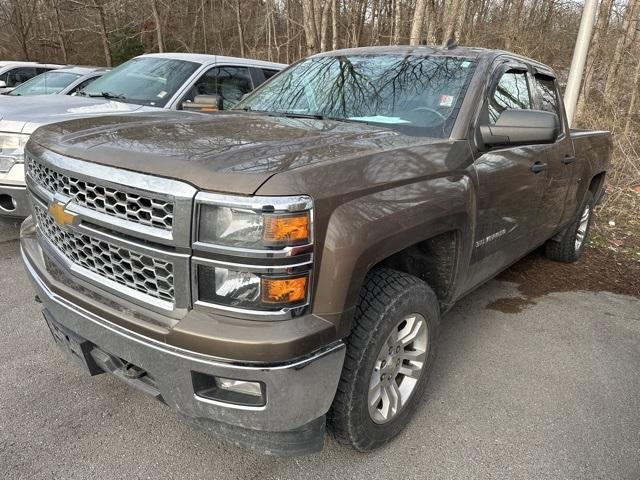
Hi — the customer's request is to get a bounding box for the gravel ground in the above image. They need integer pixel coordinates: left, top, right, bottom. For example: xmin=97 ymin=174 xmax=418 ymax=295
xmin=1 ymin=220 xmax=639 ymax=480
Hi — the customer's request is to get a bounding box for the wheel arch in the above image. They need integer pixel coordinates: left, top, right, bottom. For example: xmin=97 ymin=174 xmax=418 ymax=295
xmin=312 ymin=175 xmax=474 ymax=337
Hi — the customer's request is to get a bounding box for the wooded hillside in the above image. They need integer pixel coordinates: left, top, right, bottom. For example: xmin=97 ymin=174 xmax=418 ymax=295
xmin=0 ymin=0 xmax=638 ymax=192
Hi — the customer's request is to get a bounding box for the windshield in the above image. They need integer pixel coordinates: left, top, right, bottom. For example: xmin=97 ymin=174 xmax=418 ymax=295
xmin=80 ymin=57 xmax=200 ymax=107
xmin=9 ymin=71 xmax=80 ymax=96
xmin=237 ymin=54 xmax=476 ymax=137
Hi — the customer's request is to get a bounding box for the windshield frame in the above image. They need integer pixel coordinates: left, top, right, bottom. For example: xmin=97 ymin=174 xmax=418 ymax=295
xmin=235 ymin=53 xmax=478 ymax=138
xmin=8 ymin=71 xmax=82 ymax=96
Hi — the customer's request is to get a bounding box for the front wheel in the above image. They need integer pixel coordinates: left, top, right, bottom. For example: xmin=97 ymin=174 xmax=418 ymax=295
xmin=327 ymin=268 xmax=440 ymax=451
xmin=545 ymin=191 xmax=594 ymax=263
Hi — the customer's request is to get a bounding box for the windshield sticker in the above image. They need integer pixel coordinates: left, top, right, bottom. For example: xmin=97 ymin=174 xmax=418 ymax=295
xmin=157 ymin=91 xmax=167 ymax=98
xmin=461 ymin=61 xmax=472 ymax=68
xmin=439 ymin=95 xmax=454 ymax=107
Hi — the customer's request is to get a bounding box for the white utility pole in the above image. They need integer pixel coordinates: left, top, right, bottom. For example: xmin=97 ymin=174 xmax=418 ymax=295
xmin=564 ymin=0 xmax=599 ymax=127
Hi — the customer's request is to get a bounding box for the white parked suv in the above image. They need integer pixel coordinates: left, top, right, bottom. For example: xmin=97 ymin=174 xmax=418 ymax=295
xmin=0 ymin=62 xmax=64 ymax=94
xmin=0 ymin=53 xmax=286 ymax=217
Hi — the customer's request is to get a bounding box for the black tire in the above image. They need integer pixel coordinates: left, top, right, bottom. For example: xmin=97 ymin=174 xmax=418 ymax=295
xmin=545 ymin=191 xmax=594 ymax=263
xmin=327 ymin=268 xmax=440 ymax=451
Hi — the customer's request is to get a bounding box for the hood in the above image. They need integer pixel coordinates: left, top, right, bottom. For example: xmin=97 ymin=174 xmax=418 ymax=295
xmin=30 ymin=111 xmax=432 ymax=195
xmin=0 ymin=95 xmax=156 ymax=134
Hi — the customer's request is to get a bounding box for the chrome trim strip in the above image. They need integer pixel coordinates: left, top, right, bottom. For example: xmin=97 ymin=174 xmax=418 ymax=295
xmin=192 ymin=255 xmax=313 ymax=274
xmin=191 ymin=241 xmax=313 ymax=259
xmin=193 ymin=393 xmax=266 ymax=411
xmin=194 ymin=191 xmax=313 ymax=212
xmin=25 ymin=145 xmax=197 ymax=247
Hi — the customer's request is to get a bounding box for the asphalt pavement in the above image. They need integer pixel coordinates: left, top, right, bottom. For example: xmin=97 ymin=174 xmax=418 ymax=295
xmin=1 ymin=219 xmax=639 ymax=479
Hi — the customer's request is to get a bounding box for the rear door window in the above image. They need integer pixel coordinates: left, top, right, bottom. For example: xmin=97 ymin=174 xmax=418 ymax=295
xmin=488 ymin=70 xmax=532 ymax=124
xmin=534 ymin=75 xmax=561 ymax=130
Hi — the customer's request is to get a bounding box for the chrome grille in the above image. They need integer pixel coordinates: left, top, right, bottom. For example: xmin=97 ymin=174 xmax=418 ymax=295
xmin=33 ymin=203 xmax=175 ymax=303
xmin=27 ymin=157 xmax=174 ymax=230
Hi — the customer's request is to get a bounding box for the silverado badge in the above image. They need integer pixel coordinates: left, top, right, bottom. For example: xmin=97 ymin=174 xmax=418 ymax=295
xmin=48 ymin=200 xmax=77 ymax=228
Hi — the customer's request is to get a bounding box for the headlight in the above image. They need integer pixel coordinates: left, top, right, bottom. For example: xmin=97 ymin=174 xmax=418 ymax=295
xmin=0 ymin=133 xmax=28 ymax=173
xmin=198 ymin=205 xmax=311 ymax=248
xmin=196 ymin=264 xmax=309 ymax=311
xmin=193 ymin=193 xmax=313 ymax=317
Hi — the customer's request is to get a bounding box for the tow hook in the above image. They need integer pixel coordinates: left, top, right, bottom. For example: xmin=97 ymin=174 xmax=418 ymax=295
xmin=122 ymin=363 xmax=146 ymax=379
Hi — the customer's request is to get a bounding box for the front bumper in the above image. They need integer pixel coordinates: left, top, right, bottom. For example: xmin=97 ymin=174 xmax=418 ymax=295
xmin=21 ymin=234 xmax=345 ymax=455
xmin=0 ymin=163 xmax=28 ymax=217
xmin=0 ymin=184 xmax=29 ymax=217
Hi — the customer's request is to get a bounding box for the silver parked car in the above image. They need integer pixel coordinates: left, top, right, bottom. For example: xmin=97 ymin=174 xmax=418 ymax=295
xmin=0 ymin=53 xmax=286 ymax=218
xmin=0 ymin=62 xmax=64 ymax=94
xmin=7 ymin=66 xmax=108 ymax=97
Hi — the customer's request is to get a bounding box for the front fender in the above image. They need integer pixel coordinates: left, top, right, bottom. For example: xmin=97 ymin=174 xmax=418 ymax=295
xmin=312 ymin=174 xmax=474 ymax=334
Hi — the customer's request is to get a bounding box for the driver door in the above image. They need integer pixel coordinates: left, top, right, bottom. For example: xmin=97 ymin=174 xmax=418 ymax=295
xmin=464 ymin=62 xmax=550 ymax=290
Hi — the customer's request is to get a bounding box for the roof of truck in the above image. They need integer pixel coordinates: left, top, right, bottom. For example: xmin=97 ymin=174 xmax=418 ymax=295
xmin=138 ymin=52 xmax=287 ymax=69
xmin=314 ymin=45 xmax=555 ymax=75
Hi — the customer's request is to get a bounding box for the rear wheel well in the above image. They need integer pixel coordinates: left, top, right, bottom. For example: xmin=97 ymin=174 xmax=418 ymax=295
xmin=588 ymin=171 xmax=606 ymax=201
xmin=374 ymin=230 xmax=459 ymax=306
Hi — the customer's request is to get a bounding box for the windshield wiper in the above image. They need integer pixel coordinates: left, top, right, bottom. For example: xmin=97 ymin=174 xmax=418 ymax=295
xmin=86 ymin=91 xmax=127 ymax=100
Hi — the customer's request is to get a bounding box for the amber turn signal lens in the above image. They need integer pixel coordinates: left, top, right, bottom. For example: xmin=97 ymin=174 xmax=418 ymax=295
xmin=263 ymin=213 xmax=310 ymax=245
xmin=261 ymin=276 xmax=308 ymax=304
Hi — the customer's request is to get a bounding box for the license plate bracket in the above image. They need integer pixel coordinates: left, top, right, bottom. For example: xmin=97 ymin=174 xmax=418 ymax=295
xmin=43 ymin=310 xmax=104 ymax=376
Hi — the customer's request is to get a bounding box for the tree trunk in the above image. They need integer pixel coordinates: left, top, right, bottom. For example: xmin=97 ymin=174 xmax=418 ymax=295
xmin=151 ymin=0 xmax=164 ymax=53
xmin=93 ymin=0 xmax=112 ymax=66
xmin=320 ymin=0 xmax=331 ymax=51
xmin=603 ymin=0 xmax=638 ymax=97
xmin=392 ymin=0 xmax=401 ymax=44
xmin=302 ymin=0 xmax=318 ymax=53
xmin=409 ymin=0 xmax=427 ymax=45
xmin=235 ymin=0 xmax=245 ymax=57
xmin=443 ymin=0 xmax=462 ymax=43
xmin=52 ymin=1 xmax=68 ymax=63
xmin=624 ymin=57 xmax=640 ymax=136
xmin=332 ymin=0 xmax=338 ymax=50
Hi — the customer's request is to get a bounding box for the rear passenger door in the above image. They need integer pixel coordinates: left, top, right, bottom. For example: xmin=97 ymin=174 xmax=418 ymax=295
xmin=529 ymin=74 xmax=578 ymax=243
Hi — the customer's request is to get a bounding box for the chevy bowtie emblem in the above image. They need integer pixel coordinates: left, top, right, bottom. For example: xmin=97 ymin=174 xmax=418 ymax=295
xmin=48 ymin=200 xmax=77 ymax=228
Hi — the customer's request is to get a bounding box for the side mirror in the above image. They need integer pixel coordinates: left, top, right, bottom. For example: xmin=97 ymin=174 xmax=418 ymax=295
xmin=480 ymin=109 xmax=558 ymax=147
xmin=0 ymin=81 xmax=7 ymax=88
xmin=182 ymin=94 xmax=223 ymax=113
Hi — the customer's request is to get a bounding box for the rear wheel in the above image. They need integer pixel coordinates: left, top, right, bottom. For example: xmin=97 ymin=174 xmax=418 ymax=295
xmin=327 ymin=268 xmax=439 ymax=451
xmin=545 ymin=191 xmax=594 ymax=263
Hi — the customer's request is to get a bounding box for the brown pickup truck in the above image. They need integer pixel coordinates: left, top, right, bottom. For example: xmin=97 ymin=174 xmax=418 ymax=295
xmin=20 ymin=45 xmax=610 ymax=455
